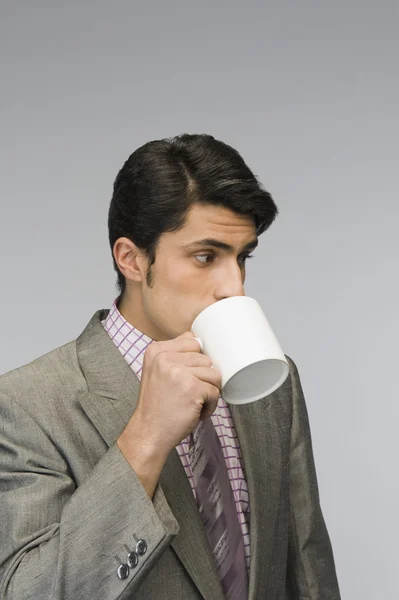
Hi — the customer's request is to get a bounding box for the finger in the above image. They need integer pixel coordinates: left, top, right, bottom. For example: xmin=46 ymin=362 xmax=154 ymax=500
xmin=199 ymin=384 xmax=220 ymax=420
xmin=178 ymin=331 xmax=198 ymax=339
xmin=144 ymin=337 xmax=199 ymax=365
xmin=153 ymin=336 xmax=203 ymax=357
xmin=201 ymin=383 xmax=220 ymax=406
xmin=189 ymin=367 xmax=222 ymax=389
xmin=176 ymin=331 xmax=203 ymax=352
xmin=176 ymin=333 xmax=202 ymax=353
xmin=166 ymin=352 xmax=212 ymax=368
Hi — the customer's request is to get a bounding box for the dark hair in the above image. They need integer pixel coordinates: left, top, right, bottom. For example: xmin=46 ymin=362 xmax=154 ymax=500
xmin=108 ymin=133 xmax=279 ymax=293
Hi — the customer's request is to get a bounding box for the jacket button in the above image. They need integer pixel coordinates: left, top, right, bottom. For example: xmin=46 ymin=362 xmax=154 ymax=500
xmin=136 ymin=539 xmax=147 ymax=556
xmin=117 ymin=564 xmax=130 ymax=580
xmin=127 ymin=551 xmax=138 ymax=568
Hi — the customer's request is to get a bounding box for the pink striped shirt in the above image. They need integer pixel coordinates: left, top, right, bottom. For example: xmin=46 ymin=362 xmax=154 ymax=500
xmin=102 ymin=300 xmax=251 ymax=569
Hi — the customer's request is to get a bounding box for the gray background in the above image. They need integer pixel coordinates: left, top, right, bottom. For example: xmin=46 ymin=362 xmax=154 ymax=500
xmin=1 ymin=1 xmax=398 ymax=598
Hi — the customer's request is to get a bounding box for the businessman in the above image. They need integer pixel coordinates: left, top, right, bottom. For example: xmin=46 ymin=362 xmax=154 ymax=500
xmin=0 ymin=133 xmax=340 ymax=599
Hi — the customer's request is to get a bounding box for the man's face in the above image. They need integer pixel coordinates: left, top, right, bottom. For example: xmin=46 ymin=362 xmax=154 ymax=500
xmin=131 ymin=204 xmax=258 ymax=340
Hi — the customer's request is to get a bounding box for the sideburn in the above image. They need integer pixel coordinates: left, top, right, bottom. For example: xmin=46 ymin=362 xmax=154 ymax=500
xmin=145 ymin=246 xmax=156 ymax=288
xmin=146 ymin=265 xmax=154 ymax=288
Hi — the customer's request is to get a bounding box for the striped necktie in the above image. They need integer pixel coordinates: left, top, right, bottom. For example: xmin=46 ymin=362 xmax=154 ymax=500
xmin=189 ymin=419 xmax=249 ymax=600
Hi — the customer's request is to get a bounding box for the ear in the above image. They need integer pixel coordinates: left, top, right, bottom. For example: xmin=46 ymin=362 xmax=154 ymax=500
xmin=113 ymin=237 xmax=148 ymax=284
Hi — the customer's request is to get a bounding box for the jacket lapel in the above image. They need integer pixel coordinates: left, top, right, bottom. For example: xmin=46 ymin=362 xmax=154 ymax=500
xmin=76 ymin=311 xmax=224 ymax=600
xmin=230 ymin=389 xmax=286 ymax=600
xmin=159 ymin=451 xmax=225 ymax=599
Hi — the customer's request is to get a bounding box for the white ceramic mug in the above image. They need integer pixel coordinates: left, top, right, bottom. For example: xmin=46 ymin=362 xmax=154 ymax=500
xmin=191 ymin=296 xmax=289 ymax=404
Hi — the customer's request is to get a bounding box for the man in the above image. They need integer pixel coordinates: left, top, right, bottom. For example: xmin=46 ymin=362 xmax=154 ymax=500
xmin=0 ymin=134 xmax=340 ymax=599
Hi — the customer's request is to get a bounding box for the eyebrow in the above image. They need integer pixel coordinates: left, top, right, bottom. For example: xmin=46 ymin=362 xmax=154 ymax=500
xmin=184 ymin=238 xmax=259 ymax=253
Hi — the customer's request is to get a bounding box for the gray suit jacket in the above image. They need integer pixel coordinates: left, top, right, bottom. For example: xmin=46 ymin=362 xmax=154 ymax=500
xmin=0 ymin=310 xmax=340 ymax=599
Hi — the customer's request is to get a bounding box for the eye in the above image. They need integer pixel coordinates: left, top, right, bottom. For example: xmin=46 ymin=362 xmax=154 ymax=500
xmin=239 ymin=253 xmax=254 ymax=264
xmin=194 ymin=253 xmax=255 ymax=266
xmin=195 ymin=254 xmax=215 ymax=264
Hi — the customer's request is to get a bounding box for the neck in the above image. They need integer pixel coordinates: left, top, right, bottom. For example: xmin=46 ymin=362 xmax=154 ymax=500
xmin=117 ymin=289 xmax=169 ymax=341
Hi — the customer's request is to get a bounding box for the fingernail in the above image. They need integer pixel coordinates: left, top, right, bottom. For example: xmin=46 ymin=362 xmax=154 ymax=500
xmin=193 ymin=337 xmax=203 ymax=351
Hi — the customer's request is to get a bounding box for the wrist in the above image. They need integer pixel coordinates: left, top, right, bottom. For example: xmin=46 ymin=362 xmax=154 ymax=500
xmin=118 ymin=411 xmax=169 ymax=465
xmin=117 ymin=413 xmax=169 ymax=500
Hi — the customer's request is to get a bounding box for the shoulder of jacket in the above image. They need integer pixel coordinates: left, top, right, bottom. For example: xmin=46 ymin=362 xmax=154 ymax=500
xmin=0 ymin=339 xmax=82 ymax=401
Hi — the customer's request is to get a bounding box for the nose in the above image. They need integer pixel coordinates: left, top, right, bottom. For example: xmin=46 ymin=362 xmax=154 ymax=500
xmin=213 ymin=262 xmax=246 ymax=301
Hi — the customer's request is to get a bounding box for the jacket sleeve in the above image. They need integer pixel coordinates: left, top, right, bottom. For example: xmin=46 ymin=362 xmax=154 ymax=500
xmin=0 ymin=392 xmax=179 ymax=600
xmin=285 ymin=357 xmax=341 ymax=599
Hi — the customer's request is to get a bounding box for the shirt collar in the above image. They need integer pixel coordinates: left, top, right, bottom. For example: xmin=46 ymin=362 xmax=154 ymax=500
xmin=102 ymin=299 xmax=153 ymax=376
